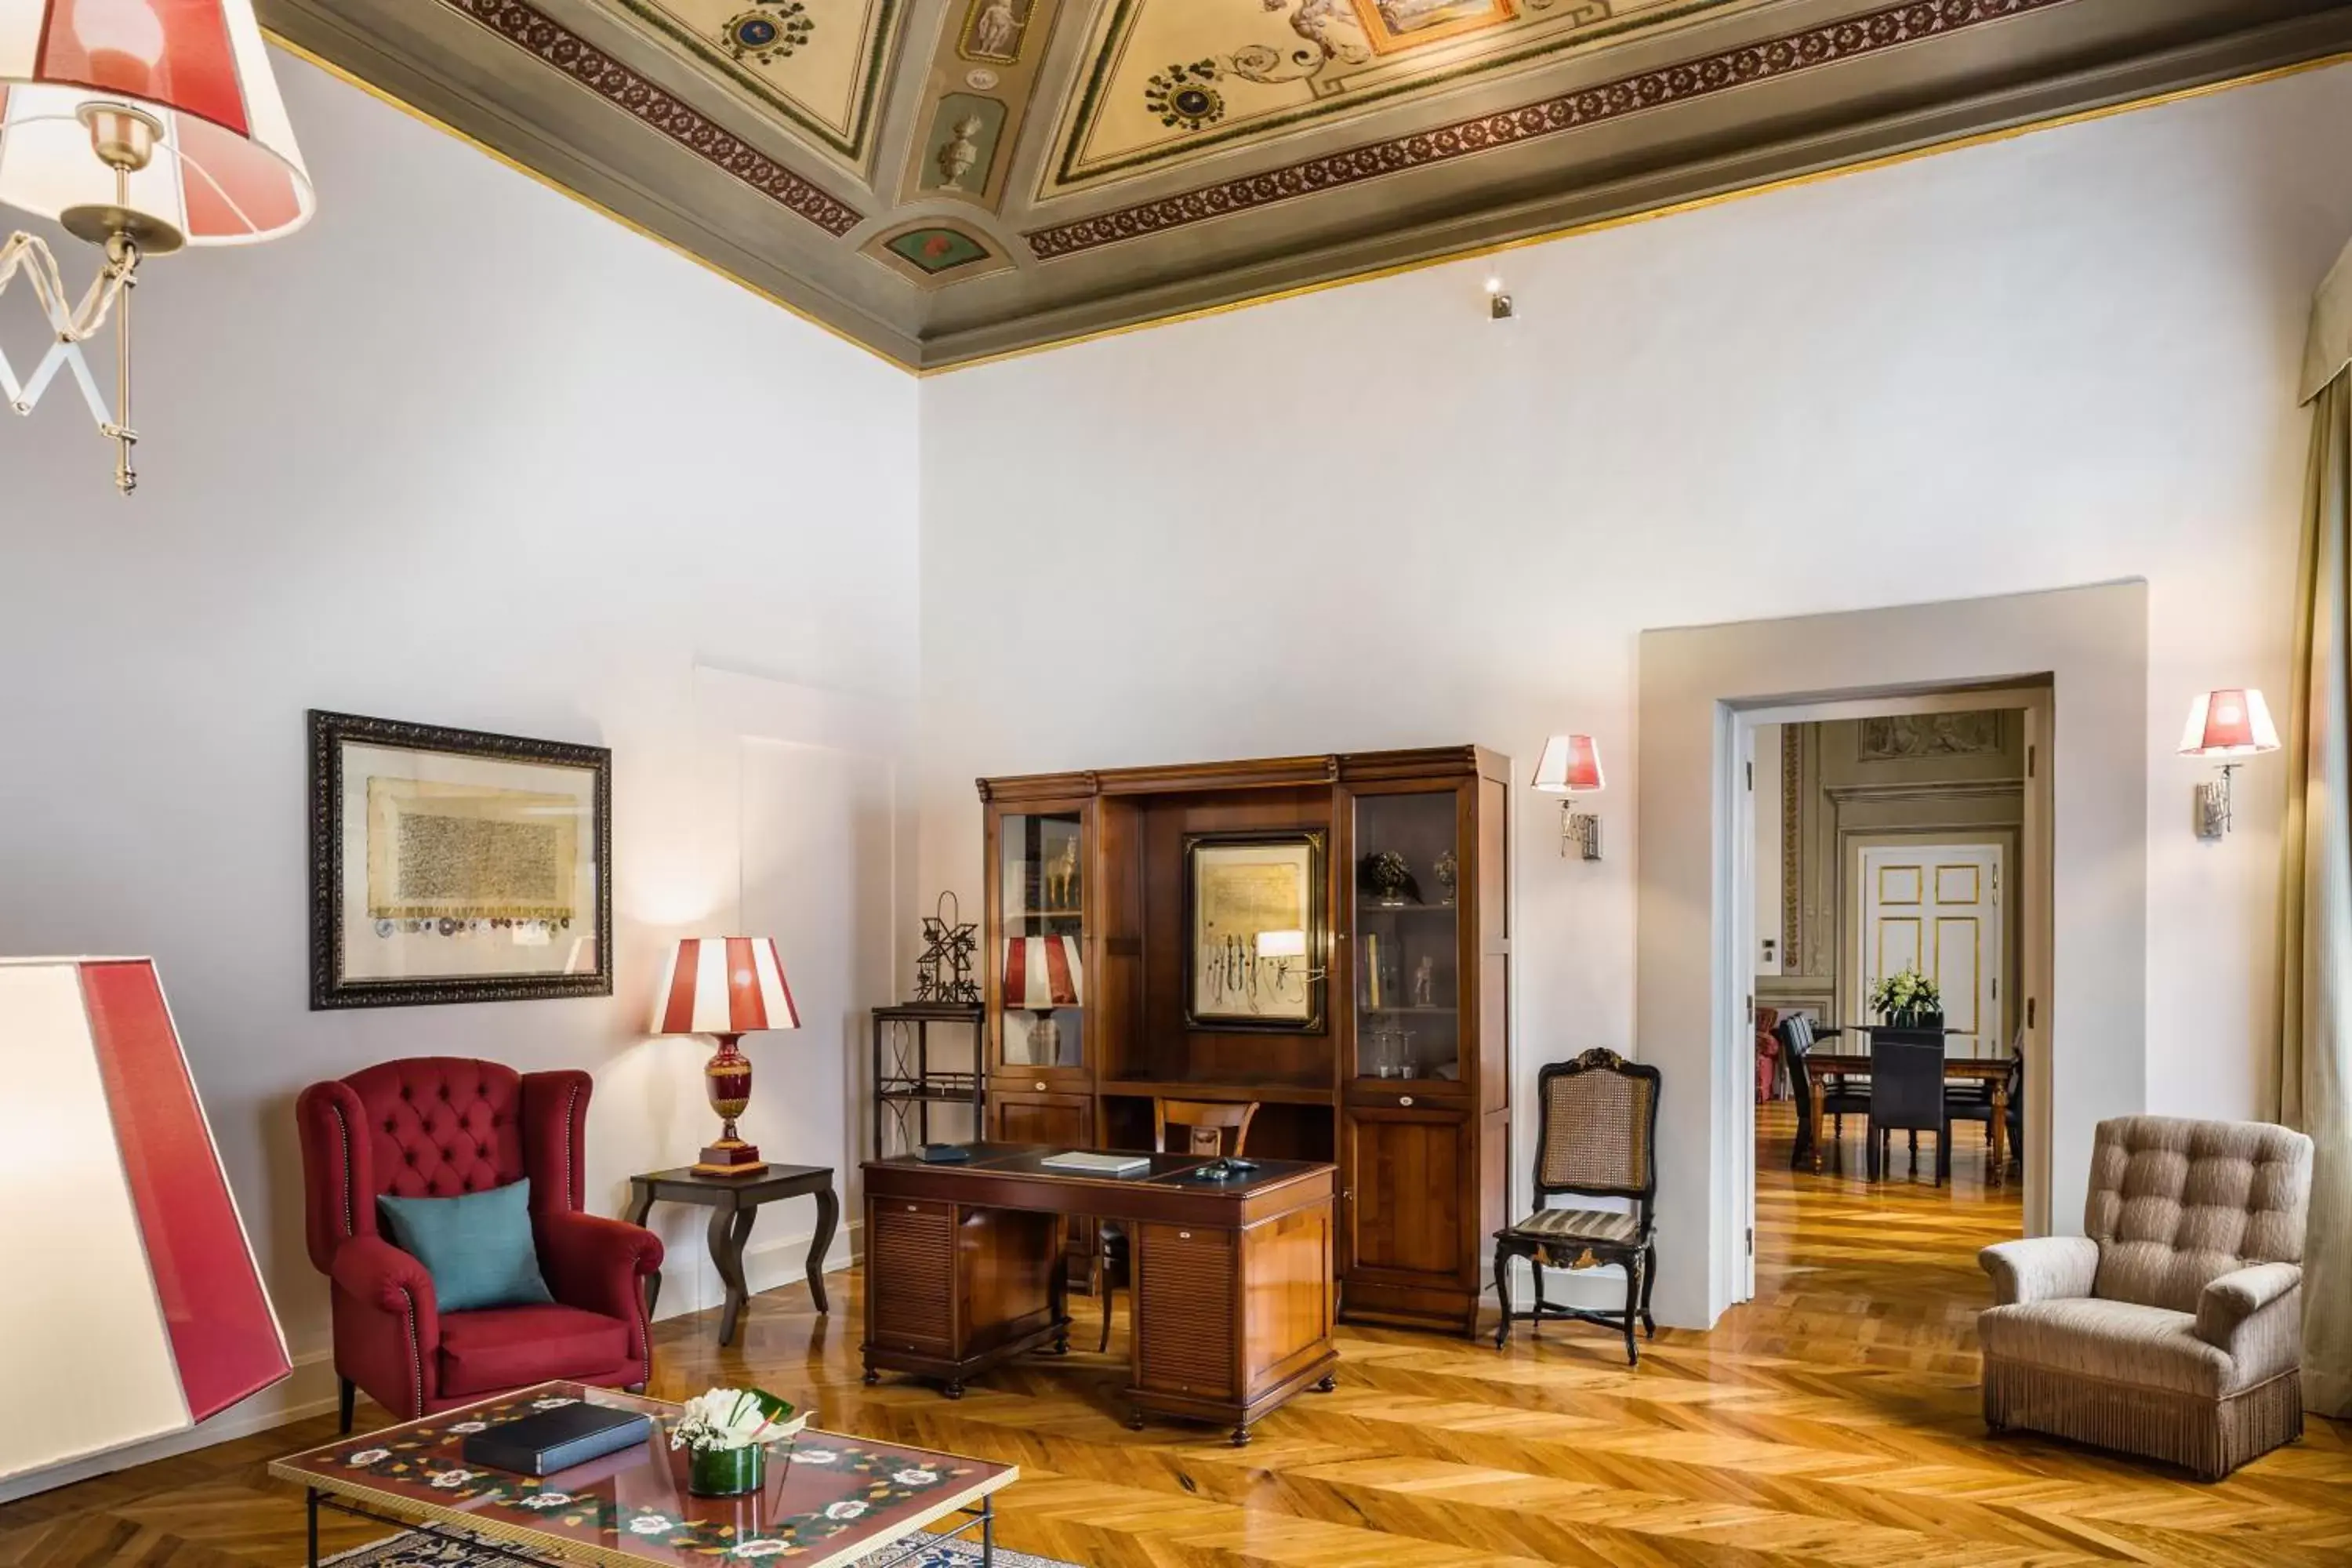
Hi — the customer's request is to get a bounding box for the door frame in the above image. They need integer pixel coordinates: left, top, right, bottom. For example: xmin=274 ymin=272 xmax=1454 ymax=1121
xmin=1726 ymin=684 xmax=2055 ymax=1302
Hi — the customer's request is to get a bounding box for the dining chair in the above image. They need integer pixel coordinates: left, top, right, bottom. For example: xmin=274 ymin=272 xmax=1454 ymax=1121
xmin=1779 ymin=1015 xmax=1867 ymax=1171
xmin=1098 ymin=1098 xmax=1258 ymax=1352
xmin=1947 ymin=1029 xmax=2024 ymax=1178
xmin=1867 ymin=1030 xmax=1951 ymax=1183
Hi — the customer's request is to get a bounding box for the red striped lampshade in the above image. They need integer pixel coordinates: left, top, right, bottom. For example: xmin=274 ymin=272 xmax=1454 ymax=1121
xmin=1003 ymin=935 xmax=1082 ymax=1008
xmin=0 ymin=0 xmax=314 ymax=245
xmin=652 ymin=937 xmax=799 ymax=1037
xmin=2180 ymin=689 xmax=2281 ymax=757
xmin=1532 ymin=734 xmax=1605 ymax=793
xmin=0 ymin=956 xmax=290 ymax=1483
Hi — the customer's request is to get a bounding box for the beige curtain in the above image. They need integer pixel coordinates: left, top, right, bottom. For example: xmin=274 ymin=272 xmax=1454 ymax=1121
xmin=2285 ymin=253 xmax=2352 ymax=1417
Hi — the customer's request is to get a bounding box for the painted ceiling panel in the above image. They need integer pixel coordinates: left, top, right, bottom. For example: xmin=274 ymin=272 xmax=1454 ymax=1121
xmin=260 ymin=0 xmax=2352 ymax=368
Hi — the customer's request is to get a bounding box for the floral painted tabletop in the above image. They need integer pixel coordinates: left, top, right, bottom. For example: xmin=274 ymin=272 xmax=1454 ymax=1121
xmin=270 ymin=1383 xmax=1014 ymax=1568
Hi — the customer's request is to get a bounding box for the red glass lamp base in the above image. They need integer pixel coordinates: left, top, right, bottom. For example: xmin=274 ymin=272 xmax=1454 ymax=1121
xmin=695 ymin=1033 xmax=768 ymax=1177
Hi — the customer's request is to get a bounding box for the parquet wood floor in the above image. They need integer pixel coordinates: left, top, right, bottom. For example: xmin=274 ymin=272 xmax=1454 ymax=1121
xmin=5 ymin=1105 xmax=2347 ymax=1566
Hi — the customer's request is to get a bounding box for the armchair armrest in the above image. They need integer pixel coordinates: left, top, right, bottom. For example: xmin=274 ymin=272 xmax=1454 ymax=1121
xmin=538 ymin=1211 xmax=664 ymax=1345
xmin=1980 ymin=1236 xmax=2098 ymax=1306
xmin=330 ymin=1233 xmax=442 ymax=1349
xmin=2194 ymin=1261 xmax=2301 ymax=1348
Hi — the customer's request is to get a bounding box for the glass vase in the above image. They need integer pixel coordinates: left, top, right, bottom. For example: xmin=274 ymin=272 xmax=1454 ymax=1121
xmin=689 ymin=1443 xmax=765 ymax=1497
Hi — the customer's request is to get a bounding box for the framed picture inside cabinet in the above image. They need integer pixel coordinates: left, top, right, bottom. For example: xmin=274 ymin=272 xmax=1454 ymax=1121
xmin=309 ymin=710 xmax=612 ymax=1009
xmin=1183 ymin=830 xmax=1326 ymax=1031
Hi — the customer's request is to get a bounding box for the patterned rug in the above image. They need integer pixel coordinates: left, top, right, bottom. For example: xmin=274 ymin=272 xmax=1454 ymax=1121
xmin=325 ymin=1524 xmax=1080 ymax=1568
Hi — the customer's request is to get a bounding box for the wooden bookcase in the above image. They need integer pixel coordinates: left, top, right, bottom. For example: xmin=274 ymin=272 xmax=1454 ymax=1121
xmin=978 ymin=746 xmax=1510 ymax=1337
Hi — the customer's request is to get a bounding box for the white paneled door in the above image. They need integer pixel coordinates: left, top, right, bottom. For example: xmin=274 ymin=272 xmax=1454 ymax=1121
xmin=1853 ymin=843 xmax=2004 ymax=1058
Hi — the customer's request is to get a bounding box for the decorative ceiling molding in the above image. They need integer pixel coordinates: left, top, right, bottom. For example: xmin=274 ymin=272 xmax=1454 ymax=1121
xmin=434 ymin=0 xmax=863 ymax=235
xmin=263 ymin=0 xmax=2352 ymax=368
xmin=1027 ymin=0 xmax=2071 ymax=259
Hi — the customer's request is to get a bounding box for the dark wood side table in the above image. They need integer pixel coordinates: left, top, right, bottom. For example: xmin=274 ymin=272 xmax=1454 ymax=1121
xmin=624 ymin=1164 xmax=839 ymax=1347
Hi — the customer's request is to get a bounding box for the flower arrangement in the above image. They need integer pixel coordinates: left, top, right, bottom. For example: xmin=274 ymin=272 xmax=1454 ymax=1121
xmin=1868 ymin=968 xmax=1943 ymax=1027
xmin=670 ymin=1387 xmax=799 ymax=1496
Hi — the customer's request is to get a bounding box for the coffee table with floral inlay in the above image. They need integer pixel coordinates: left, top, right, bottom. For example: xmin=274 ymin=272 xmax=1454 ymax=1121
xmin=270 ymin=1382 xmax=1015 ymax=1568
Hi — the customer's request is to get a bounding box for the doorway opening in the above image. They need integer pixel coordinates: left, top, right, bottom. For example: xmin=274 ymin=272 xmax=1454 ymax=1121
xmin=1733 ymin=686 xmax=2051 ymax=1319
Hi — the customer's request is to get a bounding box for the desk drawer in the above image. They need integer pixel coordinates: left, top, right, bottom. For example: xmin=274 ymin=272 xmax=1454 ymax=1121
xmin=1134 ymin=1224 xmax=1236 ymax=1400
xmin=868 ymin=1200 xmax=955 ymax=1353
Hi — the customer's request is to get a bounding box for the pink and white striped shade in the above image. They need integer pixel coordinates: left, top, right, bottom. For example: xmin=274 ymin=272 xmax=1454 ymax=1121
xmin=0 ymin=1 xmax=314 ymax=245
xmin=1532 ymin=733 xmax=1605 ymax=793
xmin=2180 ymin=688 xmax=2281 ymax=757
xmin=0 ymin=956 xmax=290 ymax=1483
xmin=1003 ymin=935 xmax=1082 ymax=1009
xmin=652 ymin=937 xmax=799 ymax=1037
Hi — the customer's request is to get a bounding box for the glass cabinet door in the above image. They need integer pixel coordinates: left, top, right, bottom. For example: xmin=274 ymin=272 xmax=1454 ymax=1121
xmin=1352 ymin=790 xmax=1461 ymax=1083
xmin=996 ymin=810 xmax=1086 ymax=1070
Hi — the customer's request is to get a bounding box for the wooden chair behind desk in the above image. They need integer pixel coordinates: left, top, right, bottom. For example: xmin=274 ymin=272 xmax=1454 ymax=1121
xmin=1099 ymin=1099 xmax=1258 ymax=1352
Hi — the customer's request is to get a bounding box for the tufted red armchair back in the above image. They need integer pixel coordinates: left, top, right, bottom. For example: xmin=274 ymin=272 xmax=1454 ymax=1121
xmin=298 ymin=1057 xmax=593 ymax=1275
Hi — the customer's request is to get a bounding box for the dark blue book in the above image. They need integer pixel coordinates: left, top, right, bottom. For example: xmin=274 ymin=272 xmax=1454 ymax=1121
xmin=460 ymin=1403 xmax=654 ymax=1476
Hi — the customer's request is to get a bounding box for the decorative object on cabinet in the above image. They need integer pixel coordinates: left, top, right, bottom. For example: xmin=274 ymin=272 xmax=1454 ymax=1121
xmin=1492 ymin=1047 xmax=1661 ymax=1363
xmin=1360 ymin=848 xmax=1419 ymax=906
xmin=652 ymin=936 xmax=800 ymax=1177
xmin=978 ymin=743 xmax=1511 ymax=1338
xmin=1004 ymin=933 xmax=1083 ymax=1062
xmin=294 ymin=1057 xmax=662 ymax=1427
xmin=914 ymin=890 xmax=982 ymax=1003
xmin=1979 ymin=1116 xmax=2311 ymax=1479
xmin=1096 ymin=1098 xmax=1261 ymax=1352
xmin=1433 ymin=850 xmax=1458 ymax=906
xmin=624 ymin=1164 xmax=838 ymax=1344
xmin=2180 ymin=688 xmax=2280 ymax=838
xmin=308 ymin=710 xmax=612 ymax=1010
xmin=1532 ymin=733 xmax=1605 ymax=859
xmin=873 ymin=1002 xmax=986 ymax=1158
xmin=1185 ymin=830 xmax=1327 ymax=1029
xmin=0 ymin=956 xmax=292 ymax=1482
xmin=0 ymin=0 xmax=314 ymax=494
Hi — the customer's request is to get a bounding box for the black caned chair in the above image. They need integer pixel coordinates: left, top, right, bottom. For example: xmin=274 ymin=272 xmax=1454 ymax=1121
xmin=1492 ymin=1048 xmax=1662 ymax=1364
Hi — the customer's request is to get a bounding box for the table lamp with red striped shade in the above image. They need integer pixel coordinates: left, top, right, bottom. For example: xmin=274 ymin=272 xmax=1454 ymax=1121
xmin=0 ymin=957 xmax=290 ymax=1482
xmin=652 ymin=938 xmax=799 ymax=1177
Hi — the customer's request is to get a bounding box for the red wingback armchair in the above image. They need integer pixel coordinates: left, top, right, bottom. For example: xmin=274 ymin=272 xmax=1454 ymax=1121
xmin=297 ymin=1057 xmax=663 ymax=1430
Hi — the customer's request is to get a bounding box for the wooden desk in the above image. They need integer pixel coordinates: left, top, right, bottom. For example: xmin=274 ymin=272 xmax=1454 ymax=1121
xmin=1800 ymin=1054 xmax=2010 ymax=1178
xmin=862 ymin=1145 xmax=1338 ymax=1446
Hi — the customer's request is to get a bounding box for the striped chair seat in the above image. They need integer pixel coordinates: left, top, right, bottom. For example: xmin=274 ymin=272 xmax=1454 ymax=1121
xmin=1503 ymin=1207 xmax=1640 ymax=1247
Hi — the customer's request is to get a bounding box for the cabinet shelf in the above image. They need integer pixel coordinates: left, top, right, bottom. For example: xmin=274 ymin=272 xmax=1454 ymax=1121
xmin=1358 ymin=1005 xmax=1457 ymax=1016
xmin=1356 ymin=902 xmax=1458 ymax=914
xmin=1100 ymin=1077 xmax=1335 ymax=1107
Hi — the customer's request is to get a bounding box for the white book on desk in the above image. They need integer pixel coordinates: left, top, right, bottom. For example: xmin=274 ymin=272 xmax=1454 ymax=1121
xmin=1040 ymin=1151 xmax=1151 ymax=1176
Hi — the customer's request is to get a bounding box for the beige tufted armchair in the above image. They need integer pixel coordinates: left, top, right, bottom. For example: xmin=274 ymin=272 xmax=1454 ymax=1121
xmin=1978 ymin=1116 xmax=2313 ymax=1479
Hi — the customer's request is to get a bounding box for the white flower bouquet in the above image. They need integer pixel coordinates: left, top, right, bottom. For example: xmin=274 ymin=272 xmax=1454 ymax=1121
xmin=1867 ymin=968 xmax=1943 ymax=1026
xmin=671 ymin=1387 xmax=804 ymax=1497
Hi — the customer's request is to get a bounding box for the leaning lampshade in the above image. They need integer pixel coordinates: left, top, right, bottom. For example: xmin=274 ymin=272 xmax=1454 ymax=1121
xmin=2179 ymin=689 xmax=2280 ymax=757
xmin=1003 ymin=934 xmax=1081 ymax=1063
xmin=0 ymin=956 xmax=291 ymax=1482
xmin=1256 ymin=928 xmax=1308 ymax=961
xmin=1533 ymin=734 xmax=1605 ymax=793
xmin=652 ymin=937 xmax=797 ymax=1178
xmin=0 ymin=0 xmax=314 ymax=491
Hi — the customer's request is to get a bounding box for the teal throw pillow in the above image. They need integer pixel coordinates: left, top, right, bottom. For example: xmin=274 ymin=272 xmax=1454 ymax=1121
xmin=377 ymin=1178 xmax=555 ymax=1314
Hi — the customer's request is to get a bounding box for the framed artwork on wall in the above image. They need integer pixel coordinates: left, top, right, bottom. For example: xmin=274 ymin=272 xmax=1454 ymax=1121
xmin=1182 ymin=830 xmax=1326 ymax=1032
xmin=308 ymin=710 xmax=612 ymax=1010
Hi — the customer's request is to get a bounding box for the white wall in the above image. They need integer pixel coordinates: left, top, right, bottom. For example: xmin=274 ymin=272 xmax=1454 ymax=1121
xmin=0 ymin=49 xmax=918 ymax=1492
xmin=919 ymin=63 xmax=2352 ymax=1316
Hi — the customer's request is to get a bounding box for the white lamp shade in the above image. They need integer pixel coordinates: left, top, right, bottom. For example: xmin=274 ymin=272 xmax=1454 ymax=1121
xmin=1533 ymin=733 xmax=1605 ymax=793
xmin=652 ymin=937 xmax=799 ymax=1036
xmin=0 ymin=0 xmax=313 ymax=244
xmin=1004 ymin=935 xmax=1082 ymax=1008
xmin=2180 ymin=688 xmax=2281 ymax=757
xmin=1256 ymin=928 xmax=1308 ymax=960
xmin=0 ymin=956 xmax=290 ymax=1482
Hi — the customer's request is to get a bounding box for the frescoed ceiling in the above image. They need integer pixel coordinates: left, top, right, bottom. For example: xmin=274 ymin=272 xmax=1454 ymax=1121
xmin=259 ymin=0 xmax=2352 ymax=369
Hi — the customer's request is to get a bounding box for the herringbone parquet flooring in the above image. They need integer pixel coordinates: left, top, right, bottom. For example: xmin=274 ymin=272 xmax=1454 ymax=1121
xmin=5 ymin=1106 xmax=2347 ymax=1566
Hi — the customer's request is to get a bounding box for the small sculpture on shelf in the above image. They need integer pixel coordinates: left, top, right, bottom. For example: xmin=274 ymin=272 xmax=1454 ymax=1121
xmin=1412 ymin=955 xmax=1435 ymax=1008
xmin=1433 ymin=851 xmax=1457 ymax=906
xmin=1362 ymin=850 xmax=1421 ymax=907
xmin=914 ymin=891 xmax=982 ymax=1004
xmin=1045 ymin=837 xmax=1080 ymax=910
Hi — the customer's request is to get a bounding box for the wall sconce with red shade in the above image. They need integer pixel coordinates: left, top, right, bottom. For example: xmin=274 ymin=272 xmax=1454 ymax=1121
xmin=1533 ymin=734 xmax=1605 ymax=859
xmin=2180 ymin=688 xmax=2279 ymax=839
